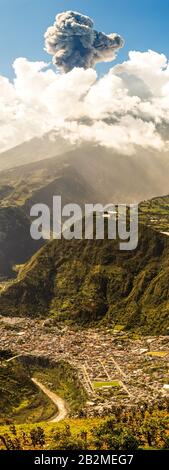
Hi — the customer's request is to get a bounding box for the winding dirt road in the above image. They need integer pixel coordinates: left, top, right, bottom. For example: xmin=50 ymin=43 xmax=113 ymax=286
xmin=31 ymin=378 xmax=68 ymax=423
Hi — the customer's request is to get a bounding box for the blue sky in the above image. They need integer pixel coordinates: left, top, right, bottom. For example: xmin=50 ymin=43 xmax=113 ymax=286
xmin=0 ymin=0 xmax=169 ymax=78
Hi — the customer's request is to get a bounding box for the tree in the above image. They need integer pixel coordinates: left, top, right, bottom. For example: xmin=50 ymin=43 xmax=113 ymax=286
xmin=30 ymin=427 xmax=45 ymax=448
xmin=121 ymin=430 xmax=140 ymax=450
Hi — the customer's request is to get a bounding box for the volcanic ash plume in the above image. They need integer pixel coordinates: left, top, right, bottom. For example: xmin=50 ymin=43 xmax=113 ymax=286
xmin=44 ymin=10 xmax=124 ymax=72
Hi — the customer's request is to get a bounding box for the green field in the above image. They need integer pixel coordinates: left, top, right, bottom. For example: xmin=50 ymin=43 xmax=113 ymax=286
xmin=145 ymin=351 xmax=168 ymax=357
xmin=113 ymin=325 xmax=125 ymax=332
xmin=93 ymin=380 xmax=121 ymax=389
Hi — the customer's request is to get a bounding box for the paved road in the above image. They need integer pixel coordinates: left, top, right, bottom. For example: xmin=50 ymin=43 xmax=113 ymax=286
xmin=31 ymin=378 xmax=68 ymax=423
xmin=6 ymin=354 xmax=22 ymax=363
xmin=111 ymin=356 xmax=126 ymax=378
xmin=111 ymin=357 xmax=131 ymax=397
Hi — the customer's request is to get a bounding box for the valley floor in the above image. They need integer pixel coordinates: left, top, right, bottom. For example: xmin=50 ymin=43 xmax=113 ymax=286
xmin=0 ymin=316 xmax=169 ymax=417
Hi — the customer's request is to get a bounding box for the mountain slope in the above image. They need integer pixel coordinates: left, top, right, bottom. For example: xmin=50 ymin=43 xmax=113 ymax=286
xmin=0 ymin=163 xmax=97 ymax=279
xmin=0 ymin=133 xmax=73 ymax=172
xmin=0 ymin=137 xmax=169 ymax=279
xmin=0 ymin=221 xmax=168 ymax=335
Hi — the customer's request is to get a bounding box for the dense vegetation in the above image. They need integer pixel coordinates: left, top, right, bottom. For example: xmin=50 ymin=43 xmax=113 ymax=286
xmin=0 ymin=404 xmax=169 ymax=450
xmin=0 ymin=220 xmax=168 ymax=334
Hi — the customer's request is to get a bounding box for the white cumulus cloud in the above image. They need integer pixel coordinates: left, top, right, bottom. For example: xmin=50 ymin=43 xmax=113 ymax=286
xmin=0 ymin=49 xmax=169 ymax=154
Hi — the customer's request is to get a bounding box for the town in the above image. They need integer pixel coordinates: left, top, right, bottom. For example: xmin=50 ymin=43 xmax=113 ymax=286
xmin=0 ymin=315 xmax=169 ymax=417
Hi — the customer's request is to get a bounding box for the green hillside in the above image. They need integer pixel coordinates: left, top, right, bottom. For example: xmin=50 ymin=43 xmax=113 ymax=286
xmin=0 ymin=360 xmax=56 ymax=425
xmin=0 ymin=219 xmax=168 ymax=335
xmin=139 ymin=195 xmax=169 ymax=233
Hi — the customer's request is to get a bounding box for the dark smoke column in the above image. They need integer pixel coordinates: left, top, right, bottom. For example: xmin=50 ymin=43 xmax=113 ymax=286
xmin=45 ymin=11 xmax=124 ymax=72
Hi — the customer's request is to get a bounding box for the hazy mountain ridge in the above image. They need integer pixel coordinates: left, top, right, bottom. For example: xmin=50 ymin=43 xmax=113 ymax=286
xmin=1 ymin=139 xmax=169 ymax=202
xmin=0 ymin=133 xmax=73 ymax=172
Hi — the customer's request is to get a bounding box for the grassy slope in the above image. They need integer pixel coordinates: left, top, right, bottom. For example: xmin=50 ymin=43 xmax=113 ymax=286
xmin=0 ymin=360 xmax=56 ymax=425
